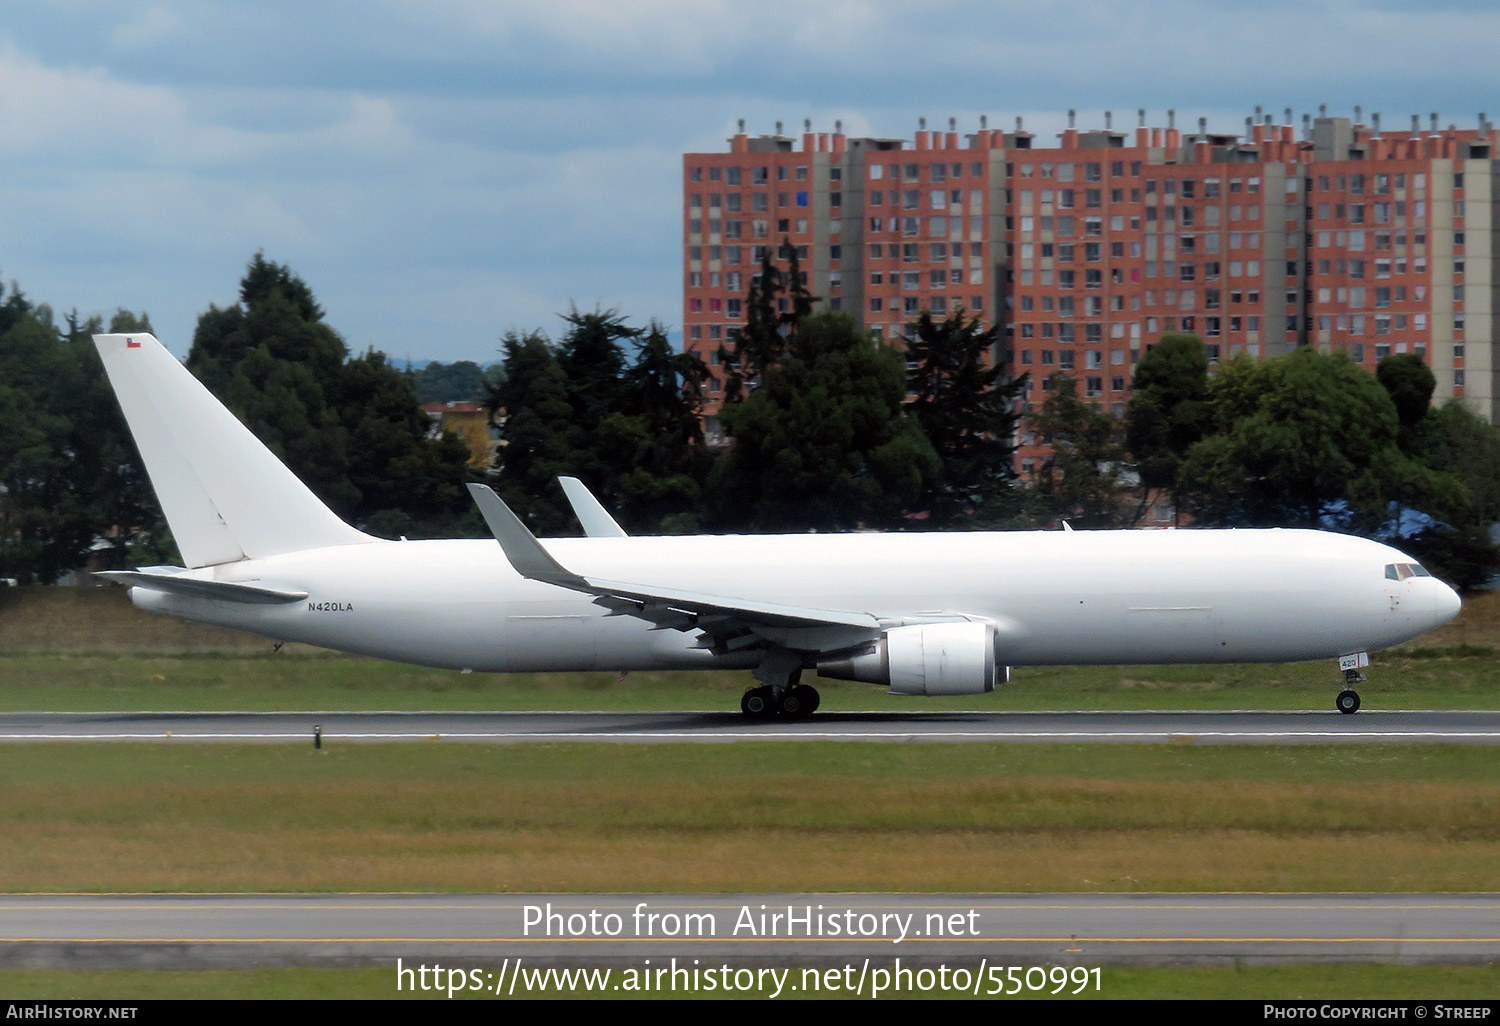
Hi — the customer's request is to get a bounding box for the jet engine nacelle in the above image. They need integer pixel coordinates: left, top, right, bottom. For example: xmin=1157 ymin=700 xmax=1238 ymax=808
xmin=817 ymin=621 xmax=1007 ymax=696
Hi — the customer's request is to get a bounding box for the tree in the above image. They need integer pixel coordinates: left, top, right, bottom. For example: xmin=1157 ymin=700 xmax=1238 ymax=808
xmin=1176 ymin=348 xmax=1468 ymax=533
xmin=0 ymin=287 xmax=159 ymax=582
xmin=489 ymin=331 xmax=579 ymax=536
xmin=1417 ymin=401 xmax=1500 ymax=524
xmin=187 ymin=254 xmax=475 ymax=537
xmin=545 ymin=305 xmax=638 ymax=502
xmin=712 ymin=312 xmax=939 ymax=532
xmin=488 ymin=310 xmax=713 ymax=536
xmin=904 ymin=309 xmax=1027 ymax=525
xmin=1377 ymin=352 xmax=1436 ymax=452
xmin=718 ymin=243 xmax=815 ymax=404
xmin=338 ymin=349 xmax=475 ymax=539
xmin=410 ymin=360 xmax=501 ymax=404
xmin=1177 ymin=350 xmax=1400 ymax=526
xmin=605 ymin=322 xmax=712 ymax=533
xmin=1407 ymin=400 xmax=1500 ymax=589
xmin=1028 ymin=374 xmax=1130 ymax=527
xmin=1124 ymin=332 xmax=1212 ymax=522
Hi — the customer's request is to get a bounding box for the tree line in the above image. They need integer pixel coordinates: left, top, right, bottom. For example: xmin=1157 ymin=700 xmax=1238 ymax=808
xmin=1 ymin=253 xmax=1498 ymax=589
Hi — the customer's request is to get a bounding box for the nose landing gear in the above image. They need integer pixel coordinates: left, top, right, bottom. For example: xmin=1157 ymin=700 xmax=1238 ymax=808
xmin=1336 ymin=654 xmax=1369 ymax=714
xmin=1336 ymin=682 xmax=1362 ymax=715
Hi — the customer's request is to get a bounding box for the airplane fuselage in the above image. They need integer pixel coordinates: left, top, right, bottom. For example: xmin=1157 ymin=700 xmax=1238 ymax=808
xmin=129 ymin=527 xmax=1458 ymax=676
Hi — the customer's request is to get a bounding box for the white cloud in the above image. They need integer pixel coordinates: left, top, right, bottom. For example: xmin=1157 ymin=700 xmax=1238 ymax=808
xmin=0 ymin=1 xmax=1497 ymax=363
xmin=110 ymin=4 xmax=184 ymax=48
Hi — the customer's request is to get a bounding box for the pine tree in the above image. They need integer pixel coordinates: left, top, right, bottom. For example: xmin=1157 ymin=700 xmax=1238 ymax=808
xmin=905 ymin=309 xmax=1027 ymax=524
xmin=187 ymin=254 xmax=474 ymax=536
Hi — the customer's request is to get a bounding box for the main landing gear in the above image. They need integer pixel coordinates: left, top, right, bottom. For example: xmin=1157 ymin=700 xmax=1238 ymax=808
xmin=741 ymin=648 xmax=820 ymax=719
xmin=741 ymin=681 xmax=821 ymax=719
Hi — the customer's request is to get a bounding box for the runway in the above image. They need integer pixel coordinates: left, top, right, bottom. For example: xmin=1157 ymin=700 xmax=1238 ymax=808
xmin=2 ymin=893 xmax=1497 ymax=970
xmin=2 ymin=709 xmax=1500 ymax=744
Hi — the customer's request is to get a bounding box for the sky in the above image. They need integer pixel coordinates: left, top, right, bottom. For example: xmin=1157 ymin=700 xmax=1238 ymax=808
xmin=0 ymin=0 xmax=1498 ymax=363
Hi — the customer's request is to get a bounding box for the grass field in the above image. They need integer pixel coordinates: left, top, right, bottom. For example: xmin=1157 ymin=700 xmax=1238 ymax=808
xmin=3 ymin=965 xmax=1500 ymax=1000
xmin=5 ymin=587 xmax=1499 ymax=1000
xmin=3 ymin=742 xmax=1499 ymax=893
xmin=4 ymin=585 xmax=1500 ymax=711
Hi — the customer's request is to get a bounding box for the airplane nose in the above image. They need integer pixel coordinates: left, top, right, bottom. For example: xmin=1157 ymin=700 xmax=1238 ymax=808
xmin=1434 ymin=581 xmax=1462 ymax=625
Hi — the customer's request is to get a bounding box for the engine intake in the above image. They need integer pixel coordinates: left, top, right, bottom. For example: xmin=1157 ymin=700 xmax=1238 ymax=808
xmin=817 ymin=621 xmax=1007 ymax=696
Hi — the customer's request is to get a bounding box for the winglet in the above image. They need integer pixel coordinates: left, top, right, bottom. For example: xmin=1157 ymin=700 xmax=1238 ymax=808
xmin=558 ymin=476 xmax=628 ymax=537
xmin=467 ymin=483 xmax=588 ymax=588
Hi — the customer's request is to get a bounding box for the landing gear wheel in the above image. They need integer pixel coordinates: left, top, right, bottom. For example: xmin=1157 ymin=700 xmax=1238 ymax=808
xmin=778 ymin=683 xmax=820 ymax=719
xmin=741 ymin=686 xmax=775 ymax=718
xmin=1336 ymin=689 xmax=1361 ymax=715
xmin=797 ymin=683 xmax=820 ymax=715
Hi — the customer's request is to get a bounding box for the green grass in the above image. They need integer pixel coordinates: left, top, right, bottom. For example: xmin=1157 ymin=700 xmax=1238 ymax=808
xmin=2 ymin=965 xmax=1499 ymax=1000
xmin=1 ymin=649 xmax=1498 ymax=713
xmin=4 ymin=742 xmax=1500 ymax=893
xmin=4 ymin=581 xmax=1500 ymax=713
xmin=4 ymin=583 xmax=1500 ymax=712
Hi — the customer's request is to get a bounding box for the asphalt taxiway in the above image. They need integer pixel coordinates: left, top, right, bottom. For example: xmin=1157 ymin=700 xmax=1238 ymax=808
xmin=2 ymin=709 xmax=1500 ymax=744
xmin=2 ymin=893 xmax=1496 ymax=969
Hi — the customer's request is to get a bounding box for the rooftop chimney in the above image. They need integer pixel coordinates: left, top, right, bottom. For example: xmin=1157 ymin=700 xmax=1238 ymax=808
xmin=775 ymin=120 xmax=783 ymax=135
xmin=948 ymin=116 xmax=956 ymax=132
xmin=1168 ymin=108 xmax=1176 ymax=128
xmin=1138 ymin=108 xmax=1146 ymax=127
xmin=1067 ymin=108 xmax=1076 ymax=128
xmin=737 ymin=118 xmax=745 ymax=133
xmin=1105 ymin=110 xmax=1112 ymax=130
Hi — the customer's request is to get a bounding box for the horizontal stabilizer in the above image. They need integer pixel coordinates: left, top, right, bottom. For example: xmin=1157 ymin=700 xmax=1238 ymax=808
xmin=96 ymin=569 xmax=309 ymax=605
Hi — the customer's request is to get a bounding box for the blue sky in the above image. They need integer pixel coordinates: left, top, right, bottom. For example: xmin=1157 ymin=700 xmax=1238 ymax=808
xmin=0 ymin=1 xmax=1497 ymax=362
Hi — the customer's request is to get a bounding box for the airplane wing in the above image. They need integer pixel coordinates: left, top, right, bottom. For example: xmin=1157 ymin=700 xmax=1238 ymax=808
xmin=558 ymin=476 xmax=628 ymax=538
xmin=467 ymin=484 xmax=881 ymax=653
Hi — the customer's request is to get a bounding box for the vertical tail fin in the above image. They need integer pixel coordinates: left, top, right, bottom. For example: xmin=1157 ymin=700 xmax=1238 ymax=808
xmin=95 ymin=333 xmax=374 ymax=567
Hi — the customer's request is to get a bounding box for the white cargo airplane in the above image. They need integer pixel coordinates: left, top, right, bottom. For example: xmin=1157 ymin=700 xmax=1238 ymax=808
xmin=93 ymin=332 xmax=1461 ymax=717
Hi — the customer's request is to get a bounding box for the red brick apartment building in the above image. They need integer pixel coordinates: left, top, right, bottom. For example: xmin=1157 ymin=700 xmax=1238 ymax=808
xmin=683 ymin=110 xmax=1497 ymax=471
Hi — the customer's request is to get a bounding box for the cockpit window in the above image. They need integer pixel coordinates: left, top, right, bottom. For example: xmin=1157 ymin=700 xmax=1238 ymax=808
xmin=1385 ymin=562 xmax=1431 ymax=580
